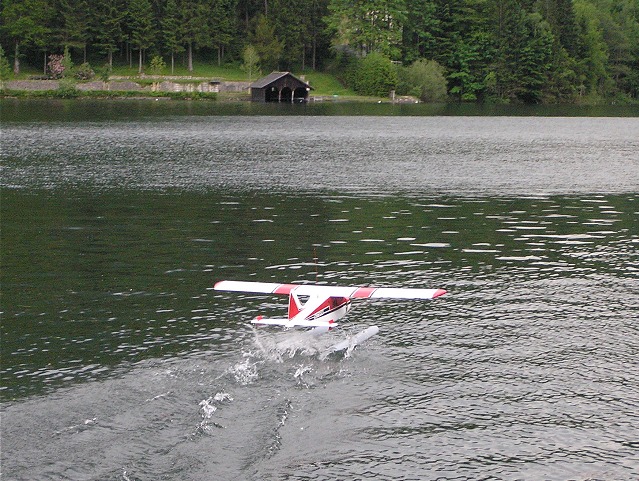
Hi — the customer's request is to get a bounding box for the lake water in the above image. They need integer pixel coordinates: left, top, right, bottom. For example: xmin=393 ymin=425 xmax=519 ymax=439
xmin=1 ymin=100 xmax=638 ymax=480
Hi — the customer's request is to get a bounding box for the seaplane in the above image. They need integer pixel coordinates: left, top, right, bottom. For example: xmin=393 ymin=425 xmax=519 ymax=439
xmin=214 ymin=280 xmax=446 ymax=353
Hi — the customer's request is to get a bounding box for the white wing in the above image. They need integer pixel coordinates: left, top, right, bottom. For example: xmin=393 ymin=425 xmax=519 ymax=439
xmin=214 ymin=280 xmax=446 ymax=300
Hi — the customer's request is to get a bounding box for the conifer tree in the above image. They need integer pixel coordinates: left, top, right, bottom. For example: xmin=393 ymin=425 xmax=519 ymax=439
xmin=58 ymin=0 xmax=90 ymax=62
xmin=179 ymin=0 xmax=209 ymax=72
xmin=92 ymin=0 xmax=124 ymax=67
xmin=161 ymin=0 xmax=183 ymax=73
xmin=1 ymin=0 xmax=53 ymax=74
xmin=127 ymin=0 xmax=155 ymax=73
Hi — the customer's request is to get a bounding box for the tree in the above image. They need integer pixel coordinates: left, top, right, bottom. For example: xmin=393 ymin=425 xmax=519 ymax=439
xmin=148 ymin=54 xmax=166 ymax=75
xmin=514 ymin=13 xmax=554 ymax=103
xmin=179 ymin=0 xmax=210 ymax=72
xmin=250 ymin=14 xmax=283 ymax=71
xmin=327 ymin=0 xmax=406 ymax=59
xmin=402 ymin=58 xmax=447 ymax=101
xmin=271 ymin=0 xmax=306 ymax=69
xmin=574 ymin=1 xmax=609 ymax=97
xmin=58 ymin=0 xmax=91 ymax=62
xmin=402 ymin=0 xmax=438 ymax=63
xmin=538 ymin=0 xmax=581 ymax=57
xmin=307 ymin=0 xmax=332 ymax=69
xmin=161 ymin=0 xmax=183 ymax=73
xmin=92 ymin=0 xmax=125 ymax=67
xmin=61 ymin=45 xmax=74 ymax=77
xmin=241 ymin=44 xmax=260 ymax=80
xmin=447 ymin=38 xmax=485 ymax=101
xmin=209 ymin=0 xmax=237 ymax=66
xmin=127 ymin=0 xmax=155 ymax=73
xmin=0 ymin=45 xmax=12 ymax=88
xmin=1 ymin=0 xmax=53 ymax=74
xmin=0 ymin=0 xmax=637 ymax=103
xmin=350 ymin=51 xmax=398 ymax=96
xmin=487 ymin=0 xmax=528 ymax=101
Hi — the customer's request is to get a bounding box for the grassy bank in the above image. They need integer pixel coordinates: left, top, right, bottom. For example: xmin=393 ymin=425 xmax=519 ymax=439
xmin=3 ymin=61 xmax=360 ymax=99
xmin=0 ymin=88 xmax=218 ymax=101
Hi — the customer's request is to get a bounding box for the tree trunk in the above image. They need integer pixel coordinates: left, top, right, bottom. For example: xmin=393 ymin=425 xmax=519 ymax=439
xmin=188 ymin=42 xmax=193 ymax=72
xmin=171 ymin=52 xmax=175 ymax=74
xmin=312 ymin=37 xmax=316 ymax=71
xmin=138 ymin=49 xmax=143 ymax=73
xmin=108 ymin=51 xmax=113 ymax=67
xmin=43 ymin=50 xmax=47 ymax=75
xmin=14 ymin=42 xmax=20 ymax=75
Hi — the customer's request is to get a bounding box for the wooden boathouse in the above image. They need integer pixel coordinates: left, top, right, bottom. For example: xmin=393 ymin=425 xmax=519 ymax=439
xmin=250 ymin=72 xmax=312 ymax=102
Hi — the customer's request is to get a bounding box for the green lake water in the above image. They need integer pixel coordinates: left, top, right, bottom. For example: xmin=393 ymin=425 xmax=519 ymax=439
xmin=1 ymin=99 xmax=638 ymax=480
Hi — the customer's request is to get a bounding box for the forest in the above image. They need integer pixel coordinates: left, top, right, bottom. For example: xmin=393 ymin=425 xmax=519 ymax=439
xmin=1 ymin=0 xmax=638 ymax=103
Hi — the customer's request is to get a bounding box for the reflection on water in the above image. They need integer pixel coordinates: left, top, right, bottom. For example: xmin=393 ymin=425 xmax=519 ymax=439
xmin=1 ymin=107 xmax=638 ymax=480
xmin=2 ymin=115 xmax=638 ymax=195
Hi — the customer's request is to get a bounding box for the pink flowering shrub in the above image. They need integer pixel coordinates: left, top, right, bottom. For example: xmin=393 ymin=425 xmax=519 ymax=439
xmin=47 ymin=54 xmax=65 ymax=79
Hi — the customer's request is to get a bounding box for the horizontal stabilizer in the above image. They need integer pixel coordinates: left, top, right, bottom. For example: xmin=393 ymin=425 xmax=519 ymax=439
xmin=251 ymin=316 xmax=338 ymax=329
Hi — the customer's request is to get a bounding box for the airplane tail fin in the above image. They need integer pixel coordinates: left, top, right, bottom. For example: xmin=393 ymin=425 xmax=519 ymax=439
xmin=288 ymin=294 xmax=301 ymax=319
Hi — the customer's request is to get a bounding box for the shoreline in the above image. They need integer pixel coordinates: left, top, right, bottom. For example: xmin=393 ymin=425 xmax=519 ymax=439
xmin=4 ymin=78 xmax=638 ymax=106
xmin=1 ymin=79 xmax=637 ymax=107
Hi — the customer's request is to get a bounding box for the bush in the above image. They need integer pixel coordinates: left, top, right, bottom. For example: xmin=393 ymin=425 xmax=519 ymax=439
xmin=96 ymin=63 xmax=112 ymax=83
xmin=148 ymin=56 xmax=166 ymax=76
xmin=47 ymin=54 xmax=65 ymax=79
xmin=401 ymin=59 xmax=448 ymax=102
xmin=61 ymin=47 xmax=74 ymax=78
xmin=74 ymin=62 xmax=95 ymax=80
xmin=57 ymin=78 xmax=79 ymax=98
xmin=350 ymin=52 xmax=398 ymax=97
xmin=327 ymin=47 xmax=359 ymax=86
xmin=0 ymin=46 xmax=11 ymax=86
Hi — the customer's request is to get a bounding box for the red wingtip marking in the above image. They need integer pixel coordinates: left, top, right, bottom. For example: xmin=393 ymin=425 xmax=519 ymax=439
xmin=352 ymin=287 xmax=377 ymax=298
xmin=433 ymin=289 xmax=447 ymax=298
xmin=274 ymin=284 xmax=296 ymax=295
xmin=256 ymin=315 xmax=263 ymax=321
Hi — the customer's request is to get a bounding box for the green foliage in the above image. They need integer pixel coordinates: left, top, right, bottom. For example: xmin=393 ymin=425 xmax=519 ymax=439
xmin=0 ymin=45 xmax=13 ymax=84
xmin=1 ymin=87 xmax=218 ymax=100
xmin=241 ymin=45 xmax=260 ymax=81
xmin=93 ymin=0 xmax=124 ymax=66
xmin=74 ymin=62 xmax=94 ymax=80
xmin=250 ymin=15 xmax=283 ymax=72
xmin=402 ymin=0 xmax=438 ymax=63
xmin=59 ymin=0 xmax=90 ymax=53
xmin=447 ymin=45 xmax=477 ymax=101
xmin=97 ymin=63 xmax=112 ymax=83
xmin=1 ymin=0 xmax=638 ymax=103
xmin=148 ymin=56 xmax=167 ymax=76
xmin=400 ymin=59 xmax=447 ymax=102
xmin=61 ymin=46 xmax=74 ymax=78
xmin=57 ymin=77 xmax=78 ymax=98
xmin=161 ymin=0 xmax=183 ymax=73
xmin=327 ymin=0 xmax=405 ymax=59
xmin=350 ymin=52 xmax=398 ymax=97
xmin=128 ymin=0 xmax=155 ymax=73
xmin=1 ymin=0 xmax=54 ymax=74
